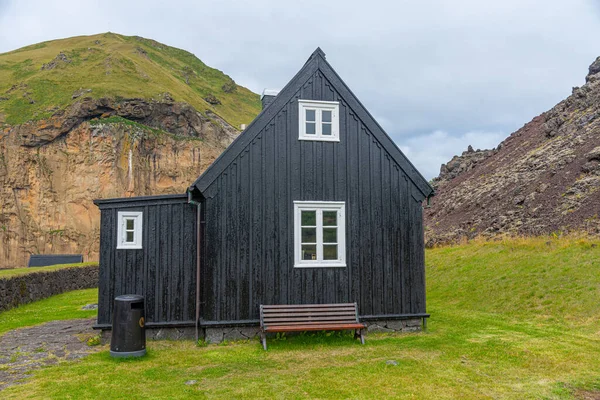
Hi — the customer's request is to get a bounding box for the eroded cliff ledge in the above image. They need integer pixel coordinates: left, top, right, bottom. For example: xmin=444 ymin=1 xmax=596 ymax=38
xmin=0 ymin=97 xmax=237 ymax=268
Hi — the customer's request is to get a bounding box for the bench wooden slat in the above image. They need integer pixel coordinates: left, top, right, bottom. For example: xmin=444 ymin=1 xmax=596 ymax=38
xmin=263 ymin=308 xmax=357 ymax=314
xmin=265 ymin=324 xmax=365 ymax=332
xmin=264 ymin=320 xmax=360 ymax=327
xmin=259 ymin=302 xmax=366 ymax=350
xmin=263 ymin=311 xmax=357 ymax=318
xmin=262 ymin=303 xmax=356 ymax=309
xmin=264 ymin=315 xmax=360 ymax=323
xmin=263 ymin=307 xmax=356 ymax=315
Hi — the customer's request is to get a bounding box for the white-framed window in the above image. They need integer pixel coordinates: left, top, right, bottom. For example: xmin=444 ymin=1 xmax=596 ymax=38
xmin=116 ymin=211 xmax=143 ymax=249
xmin=294 ymin=201 xmax=346 ymax=268
xmin=298 ymin=100 xmax=340 ymax=141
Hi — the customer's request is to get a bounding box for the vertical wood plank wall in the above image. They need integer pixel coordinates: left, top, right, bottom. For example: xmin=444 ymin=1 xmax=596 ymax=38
xmin=97 ymin=195 xmax=197 ymax=326
xmin=201 ymin=69 xmax=427 ymax=324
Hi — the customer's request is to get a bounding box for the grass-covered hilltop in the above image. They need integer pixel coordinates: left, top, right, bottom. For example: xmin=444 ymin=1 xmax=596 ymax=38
xmin=0 ymin=32 xmax=261 ymax=128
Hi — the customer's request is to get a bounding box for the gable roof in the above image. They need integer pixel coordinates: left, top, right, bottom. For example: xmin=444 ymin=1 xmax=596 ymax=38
xmin=190 ymin=48 xmax=434 ymax=199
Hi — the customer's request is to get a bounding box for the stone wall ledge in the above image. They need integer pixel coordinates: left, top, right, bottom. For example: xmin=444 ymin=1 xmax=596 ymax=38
xmin=0 ymin=265 xmax=98 ymax=312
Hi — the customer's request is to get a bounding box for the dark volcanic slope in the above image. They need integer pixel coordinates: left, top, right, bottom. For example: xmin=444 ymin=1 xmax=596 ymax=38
xmin=425 ymin=57 xmax=600 ymax=244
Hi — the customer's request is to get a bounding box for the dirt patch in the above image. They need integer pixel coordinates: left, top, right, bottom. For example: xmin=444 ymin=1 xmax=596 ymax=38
xmin=576 ymin=389 xmax=600 ymax=400
xmin=0 ymin=318 xmax=100 ymax=391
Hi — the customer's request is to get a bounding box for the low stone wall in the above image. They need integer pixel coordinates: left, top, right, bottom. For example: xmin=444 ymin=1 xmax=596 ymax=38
xmin=0 ymin=265 xmax=99 ymax=312
xmin=364 ymin=318 xmax=424 ymax=333
xmin=146 ymin=327 xmax=196 ymax=341
xmin=204 ymin=326 xmax=260 ymax=343
xmin=200 ymin=318 xmax=424 ymax=344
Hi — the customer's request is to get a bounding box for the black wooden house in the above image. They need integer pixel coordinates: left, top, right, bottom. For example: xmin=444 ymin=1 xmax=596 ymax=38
xmin=94 ymin=48 xmax=435 ymax=339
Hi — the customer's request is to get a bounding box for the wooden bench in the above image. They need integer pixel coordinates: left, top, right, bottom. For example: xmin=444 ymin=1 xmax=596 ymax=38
xmin=259 ymin=303 xmax=367 ymax=350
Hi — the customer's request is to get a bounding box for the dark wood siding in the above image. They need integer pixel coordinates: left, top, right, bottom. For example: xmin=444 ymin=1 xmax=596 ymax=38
xmin=200 ymin=69 xmax=427 ymax=324
xmin=96 ymin=195 xmax=197 ymax=327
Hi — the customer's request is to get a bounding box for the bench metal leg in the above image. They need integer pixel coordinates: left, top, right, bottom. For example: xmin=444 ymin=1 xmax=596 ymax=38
xmin=353 ymin=329 xmax=365 ymax=344
xmin=260 ymin=331 xmax=267 ymax=351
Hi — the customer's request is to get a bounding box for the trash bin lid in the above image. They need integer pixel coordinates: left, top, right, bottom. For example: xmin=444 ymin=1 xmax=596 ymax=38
xmin=115 ymin=294 xmax=144 ymax=302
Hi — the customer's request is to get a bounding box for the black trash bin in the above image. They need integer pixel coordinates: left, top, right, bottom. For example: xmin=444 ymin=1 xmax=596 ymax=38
xmin=110 ymin=294 xmax=146 ymax=358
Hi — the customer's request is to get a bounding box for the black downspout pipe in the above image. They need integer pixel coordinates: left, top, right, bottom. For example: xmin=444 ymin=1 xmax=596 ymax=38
xmin=188 ymin=190 xmax=202 ymax=342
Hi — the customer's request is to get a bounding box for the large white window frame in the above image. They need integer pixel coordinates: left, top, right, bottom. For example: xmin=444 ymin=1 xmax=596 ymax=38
xmin=298 ymin=100 xmax=340 ymax=142
xmin=116 ymin=211 xmax=143 ymax=250
xmin=294 ymin=201 xmax=346 ymax=268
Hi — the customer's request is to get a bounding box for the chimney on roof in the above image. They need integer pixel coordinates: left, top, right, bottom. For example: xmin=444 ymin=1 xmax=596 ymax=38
xmin=261 ymin=89 xmax=280 ymax=110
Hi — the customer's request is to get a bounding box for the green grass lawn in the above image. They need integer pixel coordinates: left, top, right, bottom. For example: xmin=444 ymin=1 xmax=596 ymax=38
xmin=0 ymin=262 xmax=97 ymax=279
xmin=0 ymin=288 xmax=98 ymax=336
xmin=2 ymin=237 xmax=600 ymax=399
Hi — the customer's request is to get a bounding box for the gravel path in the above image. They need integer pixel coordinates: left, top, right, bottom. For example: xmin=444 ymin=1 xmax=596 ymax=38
xmin=0 ymin=318 xmax=99 ymax=391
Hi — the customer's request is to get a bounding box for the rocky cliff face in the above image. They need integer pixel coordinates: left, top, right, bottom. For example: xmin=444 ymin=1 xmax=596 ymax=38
xmin=425 ymin=57 xmax=600 ymax=245
xmin=0 ymin=97 xmax=236 ymax=268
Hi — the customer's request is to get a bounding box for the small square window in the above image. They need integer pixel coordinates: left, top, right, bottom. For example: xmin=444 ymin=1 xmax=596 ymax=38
xmin=294 ymin=201 xmax=346 ymax=268
xmin=298 ymin=100 xmax=340 ymax=141
xmin=117 ymin=211 xmax=143 ymax=249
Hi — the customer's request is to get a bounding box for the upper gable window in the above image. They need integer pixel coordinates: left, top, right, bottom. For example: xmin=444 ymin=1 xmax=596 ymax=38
xmin=298 ymin=100 xmax=340 ymax=142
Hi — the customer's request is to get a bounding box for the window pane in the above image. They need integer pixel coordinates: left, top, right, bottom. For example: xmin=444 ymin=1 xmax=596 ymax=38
xmin=305 ymin=122 xmax=316 ymax=135
xmin=322 ymin=110 xmax=332 ymax=122
xmin=323 ymin=211 xmax=337 ymax=226
xmin=306 ymin=109 xmax=316 ymax=122
xmin=126 ymin=219 xmax=134 ymax=230
xmin=126 ymin=231 xmax=134 ymax=243
xmin=322 ymin=123 xmax=332 ymax=135
xmin=302 ymin=245 xmax=317 ymax=260
xmin=323 ymin=228 xmax=337 ymax=243
xmin=323 ymin=245 xmax=338 ymax=260
xmin=301 ymin=228 xmax=316 ymax=243
xmin=301 ymin=210 xmax=316 ymax=226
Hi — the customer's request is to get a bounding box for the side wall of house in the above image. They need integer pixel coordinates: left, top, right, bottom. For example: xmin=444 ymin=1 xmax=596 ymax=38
xmin=200 ymin=69 xmax=426 ymax=324
xmin=96 ymin=195 xmax=197 ymax=327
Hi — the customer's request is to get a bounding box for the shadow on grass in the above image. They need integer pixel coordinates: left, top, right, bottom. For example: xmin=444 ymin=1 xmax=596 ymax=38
xmin=256 ymin=330 xmax=364 ymax=351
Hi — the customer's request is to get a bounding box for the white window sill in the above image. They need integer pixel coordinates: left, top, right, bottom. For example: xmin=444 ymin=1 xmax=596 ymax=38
xmin=294 ymin=263 xmax=347 ymax=268
xmin=298 ymin=136 xmax=340 ymax=142
xmin=116 ymin=244 xmax=143 ymax=250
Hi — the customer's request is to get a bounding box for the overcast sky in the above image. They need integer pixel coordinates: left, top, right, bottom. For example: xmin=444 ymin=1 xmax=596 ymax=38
xmin=1 ymin=0 xmax=600 ymax=179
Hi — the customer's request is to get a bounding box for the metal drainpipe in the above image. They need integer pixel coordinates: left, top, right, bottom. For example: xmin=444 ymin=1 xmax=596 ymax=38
xmin=188 ymin=190 xmax=202 ymax=342
xmin=425 ymin=195 xmax=432 ymax=208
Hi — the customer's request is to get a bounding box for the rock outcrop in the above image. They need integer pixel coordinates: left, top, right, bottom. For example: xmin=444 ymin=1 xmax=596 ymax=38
xmin=431 ymin=145 xmax=496 ymax=190
xmin=7 ymin=96 xmax=237 ymax=148
xmin=0 ymin=98 xmax=237 ymax=268
xmin=425 ymin=57 xmax=600 ymax=245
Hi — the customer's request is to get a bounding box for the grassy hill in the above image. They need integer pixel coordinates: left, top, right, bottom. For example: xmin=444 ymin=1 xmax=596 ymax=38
xmin=427 ymin=236 xmax=600 ymax=327
xmin=0 ymin=32 xmax=261 ymax=128
xmin=2 ymin=237 xmax=600 ymax=398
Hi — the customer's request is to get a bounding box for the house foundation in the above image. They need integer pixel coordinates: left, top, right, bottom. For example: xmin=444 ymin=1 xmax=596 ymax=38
xmin=364 ymin=318 xmax=424 ymax=333
xmin=102 ymin=318 xmax=425 ymax=344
